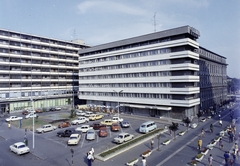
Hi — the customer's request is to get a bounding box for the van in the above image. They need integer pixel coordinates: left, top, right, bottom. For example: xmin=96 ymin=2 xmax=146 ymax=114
xmin=139 ymin=121 xmax=157 ymax=133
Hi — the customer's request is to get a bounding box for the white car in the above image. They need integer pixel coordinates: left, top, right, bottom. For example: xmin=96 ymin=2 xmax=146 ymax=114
xmin=113 ymin=133 xmax=134 ymax=144
xmin=112 ymin=116 xmax=124 ymax=122
xmin=68 ymin=134 xmax=81 ymax=145
xmin=6 ymin=116 xmax=23 ymax=122
xmin=76 ymin=110 xmax=85 ymax=116
xmin=25 ymin=113 xmax=38 ymax=119
xmin=36 ymin=124 xmax=57 ymax=133
xmin=71 ymin=117 xmax=89 ymax=125
xmin=9 ymin=142 xmax=30 ymax=155
xmin=84 ymin=111 xmax=93 ymax=117
xmin=75 ymin=125 xmax=93 ymax=133
xmin=86 ymin=129 xmax=96 ymax=140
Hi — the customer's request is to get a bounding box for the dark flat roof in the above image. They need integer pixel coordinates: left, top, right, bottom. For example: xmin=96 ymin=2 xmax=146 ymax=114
xmin=79 ymin=25 xmax=199 ymax=54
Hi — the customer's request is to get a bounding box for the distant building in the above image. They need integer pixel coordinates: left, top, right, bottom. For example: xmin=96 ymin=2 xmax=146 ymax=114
xmin=0 ymin=29 xmax=89 ymax=113
xmin=78 ymin=25 xmax=227 ymax=119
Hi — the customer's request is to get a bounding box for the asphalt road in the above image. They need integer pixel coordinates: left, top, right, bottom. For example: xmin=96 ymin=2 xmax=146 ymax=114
xmin=0 ymin=104 xmax=239 ymax=166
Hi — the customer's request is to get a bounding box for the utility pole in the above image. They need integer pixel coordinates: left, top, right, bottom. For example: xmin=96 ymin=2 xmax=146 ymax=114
xmin=153 ymin=12 xmax=157 ymax=32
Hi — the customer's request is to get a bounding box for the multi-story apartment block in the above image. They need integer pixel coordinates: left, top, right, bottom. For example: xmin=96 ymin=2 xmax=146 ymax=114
xmin=78 ymin=26 xmax=204 ymax=119
xmin=198 ymin=47 xmax=227 ymax=112
xmin=0 ymin=29 xmax=89 ymax=113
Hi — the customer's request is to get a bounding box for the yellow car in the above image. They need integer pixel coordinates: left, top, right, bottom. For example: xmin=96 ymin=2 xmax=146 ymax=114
xmin=100 ymin=119 xmax=114 ymax=126
xmin=89 ymin=114 xmax=104 ymax=121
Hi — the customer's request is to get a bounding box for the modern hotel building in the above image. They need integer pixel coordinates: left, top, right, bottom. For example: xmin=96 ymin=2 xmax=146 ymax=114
xmin=78 ymin=26 xmax=227 ymax=119
xmin=0 ymin=29 xmax=89 ymax=113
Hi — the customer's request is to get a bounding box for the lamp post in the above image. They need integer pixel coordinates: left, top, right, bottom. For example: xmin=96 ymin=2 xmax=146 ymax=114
xmin=29 ymin=97 xmax=35 ymax=149
xmin=113 ymin=90 xmax=123 ymax=119
xmin=72 ymin=90 xmax=75 ymax=110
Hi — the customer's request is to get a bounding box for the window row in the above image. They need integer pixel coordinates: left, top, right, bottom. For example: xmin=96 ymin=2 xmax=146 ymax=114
xmin=79 ymin=71 xmax=171 ymax=80
xmin=79 ymin=82 xmax=171 ymax=88
xmin=80 ymin=48 xmax=171 ymax=64
xmin=80 ymin=60 xmax=171 ymax=73
xmin=80 ymin=92 xmax=172 ymax=99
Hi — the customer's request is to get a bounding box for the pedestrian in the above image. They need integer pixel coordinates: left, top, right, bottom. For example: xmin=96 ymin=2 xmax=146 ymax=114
xmin=234 ymin=143 xmax=238 ymax=154
xmin=169 ymin=129 xmax=172 ymax=136
xmin=142 ymin=156 xmax=147 ymax=166
xmin=219 ymin=119 xmax=223 ymax=127
xmin=90 ymin=147 xmax=94 ymax=156
xmin=219 ymin=138 xmax=223 ymax=150
xmin=8 ymin=122 xmax=11 ymax=129
xmin=87 ymin=151 xmax=94 ymax=166
xmin=198 ymin=138 xmax=203 ymax=151
xmin=150 ymin=138 xmax=154 ymax=150
xmin=208 ymin=154 xmax=213 ymax=166
xmin=232 ymin=151 xmax=236 ymax=163
xmin=224 ymin=151 xmax=230 ymax=166
xmin=201 ymin=128 xmax=205 ymax=137
xmin=210 ymin=124 xmax=213 ymax=134
xmin=233 ymin=126 xmax=236 ymax=135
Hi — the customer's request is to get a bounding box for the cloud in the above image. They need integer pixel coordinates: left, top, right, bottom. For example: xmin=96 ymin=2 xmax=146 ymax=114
xmin=77 ymin=0 xmax=147 ymax=16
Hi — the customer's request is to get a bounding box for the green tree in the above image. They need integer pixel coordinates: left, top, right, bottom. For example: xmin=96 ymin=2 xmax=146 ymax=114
xmin=169 ymin=122 xmax=179 ymax=140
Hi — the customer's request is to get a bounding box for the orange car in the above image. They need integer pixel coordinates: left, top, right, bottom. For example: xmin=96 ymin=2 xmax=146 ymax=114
xmin=111 ymin=123 xmax=120 ymax=132
xmin=58 ymin=121 xmax=71 ymax=128
xmin=99 ymin=127 xmax=108 ymax=137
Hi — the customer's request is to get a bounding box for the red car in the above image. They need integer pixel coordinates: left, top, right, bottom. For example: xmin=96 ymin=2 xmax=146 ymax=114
xmin=99 ymin=127 xmax=108 ymax=137
xmin=58 ymin=122 xmax=71 ymax=128
xmin=22 ymin=110 xmax=29 ymax=115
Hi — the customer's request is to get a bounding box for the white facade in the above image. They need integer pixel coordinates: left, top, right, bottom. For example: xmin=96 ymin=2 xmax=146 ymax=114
xmin=0 ymin=29 xmax=89 ymax=113
xmin=78 ymin=26 xmax=201 ymax=119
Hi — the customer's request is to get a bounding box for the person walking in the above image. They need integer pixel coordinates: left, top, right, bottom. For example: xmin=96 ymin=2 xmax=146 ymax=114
xmin=224 ymin=151 xmax=230 ymax=166
xmin=210 ymin=124 xmax=213 ymax=134
xmin=234 ymin=143 xmax=238 ymax=154
xmin=198 ymin=138 xmax=203 ymax=151
xmin=201 ymin=128 xmax=205 ymax=137
xmin=219 ymin=138 xmax=223 ymax=150
xmin=232 ymin=151 xmax=236 ymax=164
xmin=219 ymin=119 xmax=223 ymax=127
xmin=87 ymin=151 xmax=94 ymax=166
xmin=208 ymin=154 xmax=213 ymax=166
xmin=150 ymin=138 xmax=154 ymax=150
xmin=142 ymin=156 xmax=147 ymax=166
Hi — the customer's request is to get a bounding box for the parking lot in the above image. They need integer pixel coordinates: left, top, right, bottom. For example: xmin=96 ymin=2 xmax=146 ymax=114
xmin=8 ymin=109 xmax=161 ymax=155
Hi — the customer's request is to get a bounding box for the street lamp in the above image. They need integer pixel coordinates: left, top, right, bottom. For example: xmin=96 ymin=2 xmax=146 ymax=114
xmin=72 ymin=90 xmax=75 ymax=110
xmin=113 ymin=90 xmax=123 ymax=119
xmin=29 ymin=97 xmax=35 ymax=149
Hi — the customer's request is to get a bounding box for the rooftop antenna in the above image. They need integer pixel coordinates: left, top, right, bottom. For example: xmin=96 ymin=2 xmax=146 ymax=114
xmin=153 ymin=12 xmax=157 ymax=32
xmin=72 ymin=28 xmax=76 ymax=40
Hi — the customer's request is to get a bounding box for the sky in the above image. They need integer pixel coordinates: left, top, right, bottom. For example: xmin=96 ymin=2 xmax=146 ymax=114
xmin=0 ymin=0 xmax=239 ymax=78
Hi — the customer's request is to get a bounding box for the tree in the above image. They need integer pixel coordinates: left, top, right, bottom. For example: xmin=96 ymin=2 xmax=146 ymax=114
xmin=169 ymin=122 xmax=179 ymax=140
xmin=182 ymin=117 xmax=191 ymax=132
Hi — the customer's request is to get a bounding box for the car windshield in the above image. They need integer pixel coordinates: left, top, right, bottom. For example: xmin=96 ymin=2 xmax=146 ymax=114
xmin=18 ymin=145 xmax=26 ymax=148
xmin=70 ymin=137 xmax=77 ymax=140
xmin=101 ymin=130 xmax=106 ymax=133
xmin=118 ymin=135 xmax=123 ymax=139
xmin=141 ymin=125 xmax=146 ymax=128
xmin=88 ymin=131 xmax=94 ymax=134
xmin=113 ymin=124 xmax=118 ymax=126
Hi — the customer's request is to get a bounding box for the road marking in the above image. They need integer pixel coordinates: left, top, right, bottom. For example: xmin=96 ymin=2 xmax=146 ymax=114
xmin=81 ymin=134 xmax=85 ymax=147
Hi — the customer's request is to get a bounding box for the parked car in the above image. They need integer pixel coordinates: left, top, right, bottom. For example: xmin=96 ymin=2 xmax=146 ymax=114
xmin=111 ymin=123 xmax=120 ymax=131
xmin=6 ymin=116 xmax=23 ymax=122
xmin=89 ymin=114 xmax=104 ymax=121
xmin=99 ymin=127 xmax=108 ymax=137
xmin=58 ymin=121 xmax=71 ymax=128
xmin=68 ymin=134 xmax=81 ymax=145
xmin=75 ymin=125 xmax=93 ymax=133
xmin=49 ymin=107 xmax=61 ymax=111
xmin=35 ymin=109 xmax=43 ymax=113
xmin=100 ymin=119 xmax=114 ymax=126
xmin=36 ymin=124 xmax=57 ymax=133
xmin=71 ymin=117 xmax=89 ymax=125
xmin=113 ymin=133 xmax=134 ymax=144
xmin=25 ymin=113 xmax=38 ymax=119
xmin=84 ymin=111 xmax=93 ymax=117
xmin=121 ymin=121 xmax=130 ymax=128
xmin=9 ymin=142 xmax=30 ymax=155
xmin=57 ymin=128 xmax=78 ymax=137
xmin=91 ymin=122 xmax=106 ymax=130
xmin=76 ymin=110 xmax=85 ymax=116
xmin=112 ymin=116 xmax=124 ymax=122
xmin=86 ymin=129 xmax=96 ymax=140
xmin=22 ymin=110 xmax=29 ymax=115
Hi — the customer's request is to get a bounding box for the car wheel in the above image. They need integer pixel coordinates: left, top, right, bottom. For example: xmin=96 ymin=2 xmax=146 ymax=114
xmin=77 ymin=122 xmax=80 ymax=125
xmin=59 ymin=135 xmax=62 ymax=137
xmin=41 ymin=130 xmax=44 ymax=133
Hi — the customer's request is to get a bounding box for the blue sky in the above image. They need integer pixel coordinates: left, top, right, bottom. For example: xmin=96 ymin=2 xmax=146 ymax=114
xmin=0 ymin=0 xmax=239 ymax=78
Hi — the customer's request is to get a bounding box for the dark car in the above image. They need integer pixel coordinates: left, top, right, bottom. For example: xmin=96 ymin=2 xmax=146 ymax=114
xmin=22 ymin=110 xmax=29 ymax=115
xmin=90 ymin=122 xmax=106 ymax=130
xmin=57 ymin=128 xmax=79 ymax=137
